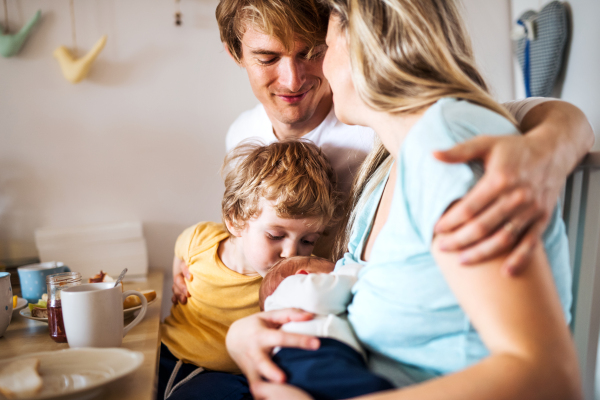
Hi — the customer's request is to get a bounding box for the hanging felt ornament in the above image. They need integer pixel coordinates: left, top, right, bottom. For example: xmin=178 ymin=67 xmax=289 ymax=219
xmin=0 ymin=0 xmax=41 ymax=58
xmin=174 ymin=0 xmax=182 ymax=26
xmin=512 ymin=1 xmax=569 ymax=97
xmin=54 ymin=0 xmax=107 ymax=84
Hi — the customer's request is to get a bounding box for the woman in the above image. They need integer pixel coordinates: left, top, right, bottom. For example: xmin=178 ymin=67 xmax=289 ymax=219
xmin=227 ymin=0 xmax=581 ymax=399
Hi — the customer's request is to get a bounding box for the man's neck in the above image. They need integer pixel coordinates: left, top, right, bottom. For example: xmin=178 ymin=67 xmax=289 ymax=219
xmin=269 ymin=93 xmax=333 ymax=140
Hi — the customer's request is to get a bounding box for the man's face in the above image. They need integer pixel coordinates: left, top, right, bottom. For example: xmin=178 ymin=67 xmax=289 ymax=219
xmin=238 ymin=27 xmax=331 ymax=128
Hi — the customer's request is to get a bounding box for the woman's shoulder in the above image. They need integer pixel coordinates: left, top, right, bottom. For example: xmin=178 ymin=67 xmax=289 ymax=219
xmin=437 ymin=98 xmax=519 ymax=140
xmin=402 ymin=99 xmax=514 ymax=158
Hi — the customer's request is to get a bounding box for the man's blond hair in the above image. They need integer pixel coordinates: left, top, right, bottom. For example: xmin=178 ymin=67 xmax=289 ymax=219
xmin=221 ymin=140 xmax=340 ymax=232
xmin=216 ymin=0 xmax=328 ymax=63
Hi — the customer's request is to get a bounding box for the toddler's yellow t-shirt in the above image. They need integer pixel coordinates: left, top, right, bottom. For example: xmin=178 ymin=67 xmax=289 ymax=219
xmin=160 ymin=222 xmax=262 ymax=373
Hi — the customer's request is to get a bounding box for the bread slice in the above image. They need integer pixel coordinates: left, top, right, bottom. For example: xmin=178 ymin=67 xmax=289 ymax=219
xmin=31 ymin=307 xmax=48 ymax=319
xmin=123 ymin=290 xmax=156 ymax=309
xmin=0 ymin=358 xmax=43 ymax=399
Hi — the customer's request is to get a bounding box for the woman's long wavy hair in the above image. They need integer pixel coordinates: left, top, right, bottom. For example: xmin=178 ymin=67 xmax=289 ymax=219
xmin=328 ymin=0 xmax=517 ymax=260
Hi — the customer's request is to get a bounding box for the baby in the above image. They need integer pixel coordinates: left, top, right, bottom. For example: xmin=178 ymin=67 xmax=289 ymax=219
xmin=260 ymin=256 xmax=393 ymax=400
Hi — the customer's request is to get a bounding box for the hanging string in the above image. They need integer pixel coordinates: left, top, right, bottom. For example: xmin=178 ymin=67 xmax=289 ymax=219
xmin=3 ymin=0 xmax=8 ymax=34
xmin=174 ymin=0 xmax=181 ymax=26
xmin=70 ymin=0 xmax=77 ymax=57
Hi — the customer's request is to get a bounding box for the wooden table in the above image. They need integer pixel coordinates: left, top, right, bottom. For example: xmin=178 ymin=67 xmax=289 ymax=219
xmin=0 ymin=270 xmax=164 ymax=400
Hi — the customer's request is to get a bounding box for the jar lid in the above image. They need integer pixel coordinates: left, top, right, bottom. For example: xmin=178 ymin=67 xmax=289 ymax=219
xmin=47 ymin=271 xmax=82 ymax=284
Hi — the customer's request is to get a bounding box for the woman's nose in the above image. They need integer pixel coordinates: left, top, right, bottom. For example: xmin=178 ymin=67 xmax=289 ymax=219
xmin=278 ymin=58 xmax=306 ymax=93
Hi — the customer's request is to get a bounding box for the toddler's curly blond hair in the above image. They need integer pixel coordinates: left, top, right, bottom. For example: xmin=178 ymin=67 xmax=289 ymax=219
xmin=221 ymin=139 xmax=341 ymax=232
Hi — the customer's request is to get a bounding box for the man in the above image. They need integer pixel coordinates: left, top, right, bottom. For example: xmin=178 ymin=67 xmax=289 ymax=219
xmin=172 ymin=0 xmax=593 ymax=303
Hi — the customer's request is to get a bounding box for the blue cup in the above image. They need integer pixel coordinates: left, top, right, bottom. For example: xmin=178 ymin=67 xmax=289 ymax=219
xmin=18 ymin=262 xmax=70 ymax=302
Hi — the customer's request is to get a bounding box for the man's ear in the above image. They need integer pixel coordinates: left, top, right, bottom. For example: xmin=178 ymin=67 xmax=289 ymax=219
xmin=225 ymin=218 xmax=243 ymax=237
xmin=224 ymin=44 xmax=243 ymax=66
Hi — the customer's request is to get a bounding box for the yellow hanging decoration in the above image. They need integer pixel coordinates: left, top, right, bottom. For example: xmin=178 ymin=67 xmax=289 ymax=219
xmin=53 ymin=35 xmax=106 ymax=84
xmin=54 ymin=0 xmax=106 ymax=84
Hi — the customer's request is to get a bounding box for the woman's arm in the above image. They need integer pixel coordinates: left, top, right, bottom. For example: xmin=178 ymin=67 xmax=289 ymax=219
xmin=351 ymin=239 xmax=581 ymax=400
xmin=434 ymin=100 xmax=594 ymax=275
xmin=250 ymin=241 xmax=581 ymax=400
xmin=226 ymin=308 xmax=320 ymax=385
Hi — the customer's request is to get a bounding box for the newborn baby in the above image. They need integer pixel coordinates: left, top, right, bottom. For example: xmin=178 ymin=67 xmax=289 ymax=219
xmin=259 ymin=256 xmax=393 ymax=400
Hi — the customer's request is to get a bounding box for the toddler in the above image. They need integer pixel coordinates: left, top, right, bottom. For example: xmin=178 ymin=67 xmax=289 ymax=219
xmin=260 ymin=256 xmax=394 ymax=400
xmin=158 ymin=140 xmax=340 ymax=400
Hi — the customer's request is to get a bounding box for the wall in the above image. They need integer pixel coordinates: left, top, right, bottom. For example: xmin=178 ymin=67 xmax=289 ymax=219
xmin=462 ymin=0 xmax=515 ymax=102
xmin=0 ymin=0 xmax=515 ymax=319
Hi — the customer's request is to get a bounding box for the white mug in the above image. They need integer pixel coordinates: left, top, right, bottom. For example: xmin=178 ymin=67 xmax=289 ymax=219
xmin=61 ymin=282 xmax=147 ymax=348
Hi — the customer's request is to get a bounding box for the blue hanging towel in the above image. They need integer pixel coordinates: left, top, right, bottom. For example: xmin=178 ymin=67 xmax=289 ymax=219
xmin=514 ymin=1 xmax=569 ymax=97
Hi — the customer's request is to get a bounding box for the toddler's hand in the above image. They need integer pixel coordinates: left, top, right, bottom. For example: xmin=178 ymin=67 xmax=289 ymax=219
xmin=171 ymin=256 xmax=192 ymax=305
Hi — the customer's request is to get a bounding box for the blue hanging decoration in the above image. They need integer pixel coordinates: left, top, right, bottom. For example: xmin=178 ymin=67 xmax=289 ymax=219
xmin=516 ymin=19 xmax=532 ymax=97
xmin=513 ymin=1 xmax=569 ymax=98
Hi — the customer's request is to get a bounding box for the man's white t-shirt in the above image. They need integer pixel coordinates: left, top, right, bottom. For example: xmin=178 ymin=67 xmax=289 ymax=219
xmin=226 ymin=104 xmax=375 ymax=194
xmin=226 ymin=98 xmax=550 ymax=195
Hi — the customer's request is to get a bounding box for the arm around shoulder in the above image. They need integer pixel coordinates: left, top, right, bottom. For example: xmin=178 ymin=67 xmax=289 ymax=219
xmin=520 ymin=100 xmax=594 ymax=174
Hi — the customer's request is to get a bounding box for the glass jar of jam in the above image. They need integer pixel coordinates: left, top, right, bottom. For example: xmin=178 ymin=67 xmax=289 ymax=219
xmin=47 ymin=272 xmax=82 ymax=343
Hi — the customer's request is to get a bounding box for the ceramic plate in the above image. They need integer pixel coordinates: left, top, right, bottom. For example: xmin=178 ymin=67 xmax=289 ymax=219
xmin=12 ymin=297 xmax=28 ymax=314
xmin=0 ymin=348 xmax=143 ymax=400
xmin=19 ymin=298 xmax=157 ymax=323
xmin=123 ymin=297 xmax=157 ymax=319
xmin=19 ymin=308 xmax=47 ymax=322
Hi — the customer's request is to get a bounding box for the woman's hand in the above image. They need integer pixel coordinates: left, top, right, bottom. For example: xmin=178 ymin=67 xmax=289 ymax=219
xmin=226 ymin=309 xmax=320 ymax=385
xmin=252 ymin=382 xmax=314 ymax=400
xmin=433 ymin=134 xmax=558 ymax=275
xmin=171 ymin=256 xmax=191 ymax=305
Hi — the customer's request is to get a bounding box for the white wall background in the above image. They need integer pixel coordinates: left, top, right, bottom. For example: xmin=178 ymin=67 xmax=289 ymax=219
xmin=462 ymin=0 xmax=515 ymax=102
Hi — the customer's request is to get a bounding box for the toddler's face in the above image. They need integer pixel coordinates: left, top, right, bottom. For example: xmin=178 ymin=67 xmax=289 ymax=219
xmin=231 ymin=199 xmax=325 ymax=277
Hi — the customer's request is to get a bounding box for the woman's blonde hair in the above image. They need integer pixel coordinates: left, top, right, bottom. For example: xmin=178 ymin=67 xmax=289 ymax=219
xmin=328 ymin=0 xmax=517 ymax=260
xmin=222 ymin=139 xmax=341 ymax=232
xmin=216 ymin=0 xmax=329 ymax=64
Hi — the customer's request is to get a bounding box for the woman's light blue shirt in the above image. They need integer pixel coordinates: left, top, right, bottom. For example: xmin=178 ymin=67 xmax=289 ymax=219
xmin=336 ymin=98 xmax=572 ymax=383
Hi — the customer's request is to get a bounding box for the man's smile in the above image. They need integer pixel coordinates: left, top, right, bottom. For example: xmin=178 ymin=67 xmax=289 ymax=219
xmin=275 ymin=90 xmax=311 ymax=104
